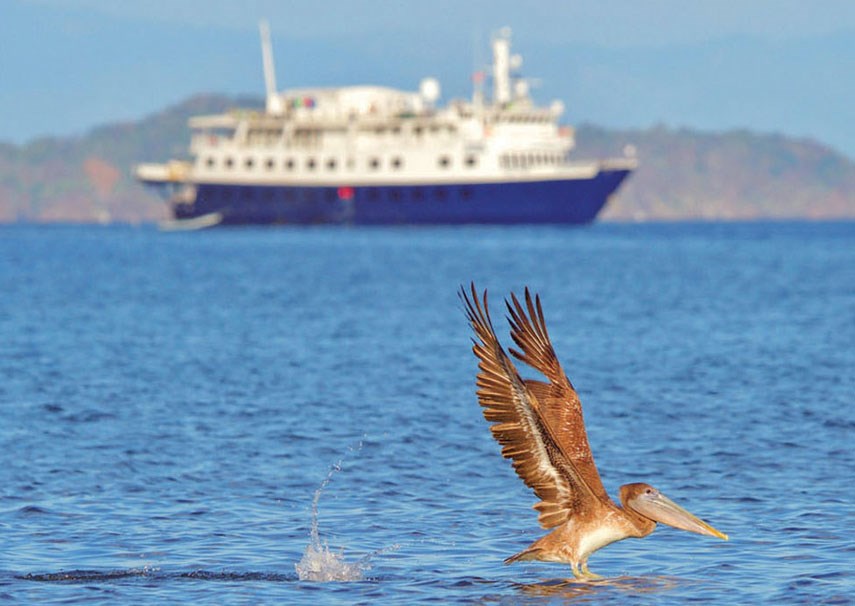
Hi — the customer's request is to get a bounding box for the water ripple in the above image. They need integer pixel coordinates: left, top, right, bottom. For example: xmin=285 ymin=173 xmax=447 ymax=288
xmin=1 ymin=223 xmax=853 ymax=604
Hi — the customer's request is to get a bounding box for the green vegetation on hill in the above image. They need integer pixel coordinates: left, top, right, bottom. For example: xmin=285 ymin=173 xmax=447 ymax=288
xmin=0 ymin=94 xmax=851 ymax=223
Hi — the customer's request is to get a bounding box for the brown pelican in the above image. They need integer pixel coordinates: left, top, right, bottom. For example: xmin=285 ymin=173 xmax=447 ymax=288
xmin=461 ymin=284 xmax=728 ymax=579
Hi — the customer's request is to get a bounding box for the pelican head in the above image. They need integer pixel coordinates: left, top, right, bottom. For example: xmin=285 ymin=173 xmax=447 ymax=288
xmin=620 ymin=483 xmax=728 ymax=540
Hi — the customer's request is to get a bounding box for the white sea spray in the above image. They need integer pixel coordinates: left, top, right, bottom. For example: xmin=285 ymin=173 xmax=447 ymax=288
xmin=295 ymin=441 xmax=398 ymax=582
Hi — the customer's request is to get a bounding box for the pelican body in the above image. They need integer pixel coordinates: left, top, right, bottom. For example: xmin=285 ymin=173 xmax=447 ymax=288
xmin=461 ymin=285 xmax=727 ymax=579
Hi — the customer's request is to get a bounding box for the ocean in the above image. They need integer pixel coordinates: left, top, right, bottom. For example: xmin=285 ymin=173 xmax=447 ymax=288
xmin=1 ymin=222 xmax=852 ymax=604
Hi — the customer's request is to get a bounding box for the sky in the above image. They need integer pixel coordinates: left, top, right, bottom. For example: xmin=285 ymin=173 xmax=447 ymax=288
xmin=2 ymin=0 xmax=854 ymax=156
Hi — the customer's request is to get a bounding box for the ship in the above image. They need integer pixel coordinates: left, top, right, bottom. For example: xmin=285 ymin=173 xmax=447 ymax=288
xmin=135 ymin=23 xmax=636 ymax=228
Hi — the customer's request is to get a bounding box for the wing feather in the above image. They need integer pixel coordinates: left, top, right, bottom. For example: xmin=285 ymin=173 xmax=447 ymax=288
xmin=461 ymin=284 xmax=601 ymax=528
xmin=506 ymin=288 xmax=610 ymax=502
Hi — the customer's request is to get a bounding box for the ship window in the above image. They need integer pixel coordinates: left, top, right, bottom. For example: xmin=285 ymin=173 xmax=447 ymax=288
xmin=245 ymin=158 xmax=254 ymax=169
xmin=438 ymin=155 xmax=451 ymax=168
xmin=391 ymin=157 xmax=403 ymax=170
xmin=225 ymin=157 xmax=234 ymax=169
xmin=206 ymin=157 xmax=216 ymax=168
xmin=461 ymin=187 xmax=473 ymax=200
xmin=266 ymin=158 xmax=275 ymax=170
xmin=369 ymin=158 xmax=380 ymax=170
xmin=285 ymin=158 xmax=295 ymax=170
xmin=465 ymin=155 xmax=477 ymax=168
xmin=434 ymin=187 xmax=448 ymax=200
xmin=390 ymin=189 xmax=402 ymax=201
xmin=414 ymin=126 xmax=423 ymax=136
xmin=307 ymin=158 xmax=317 ymax=171
xmin=326 ymin=158 xmax=337 ymax=170
xmin=412 ymin=188 xmax=424 ymax=201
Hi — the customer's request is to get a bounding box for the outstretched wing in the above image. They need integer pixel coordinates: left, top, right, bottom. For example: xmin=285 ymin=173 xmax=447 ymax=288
xmin=461 ymin=284 xmax=603 ymax=529
xmin=505 ymin=287 xmax=610 ymax=502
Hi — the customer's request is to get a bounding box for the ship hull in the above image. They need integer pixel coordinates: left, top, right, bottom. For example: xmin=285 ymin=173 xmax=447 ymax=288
xmin=173 ymin=169 xmax=631 ymax=226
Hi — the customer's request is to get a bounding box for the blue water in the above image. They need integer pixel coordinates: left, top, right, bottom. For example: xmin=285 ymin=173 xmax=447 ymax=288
xmin=1 ymin=222 xmax=853 ymax=604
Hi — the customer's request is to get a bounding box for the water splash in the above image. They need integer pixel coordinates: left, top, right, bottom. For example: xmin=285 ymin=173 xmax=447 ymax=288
xmin=295 ymin=442 xmax=377 ymax=582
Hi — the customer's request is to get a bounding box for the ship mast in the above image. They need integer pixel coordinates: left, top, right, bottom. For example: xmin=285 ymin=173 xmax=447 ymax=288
xmin=259 ymin=20 xmax=284 ymax=115
xmin=492 ymin=27 xmax=512 ymax=106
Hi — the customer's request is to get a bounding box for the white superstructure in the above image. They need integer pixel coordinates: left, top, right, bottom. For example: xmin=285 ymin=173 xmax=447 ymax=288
xmin=137 ymin=25 xmax=632 ymax=189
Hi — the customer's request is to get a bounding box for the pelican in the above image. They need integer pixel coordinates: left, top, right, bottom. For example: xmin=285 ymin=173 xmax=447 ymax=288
xmin=461 ymin=284 xmax=727 ymax=579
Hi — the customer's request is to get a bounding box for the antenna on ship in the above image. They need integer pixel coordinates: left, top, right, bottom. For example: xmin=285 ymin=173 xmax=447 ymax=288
xmin=259 ymin=19 xmax=284 ymax=115
xmin=471 ymin=28 xmax=485 ymax=111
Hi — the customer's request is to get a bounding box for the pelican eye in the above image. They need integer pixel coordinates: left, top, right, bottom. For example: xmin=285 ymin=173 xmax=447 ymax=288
xmin=645 ymin=488 xmax=654 ymax=495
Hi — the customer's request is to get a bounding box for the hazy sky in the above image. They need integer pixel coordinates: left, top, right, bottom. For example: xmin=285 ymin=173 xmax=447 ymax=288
xmin=19 ymin=0 xmax=855 ymax=45
xmin=3 ymin=0 xmax=854 ymax=155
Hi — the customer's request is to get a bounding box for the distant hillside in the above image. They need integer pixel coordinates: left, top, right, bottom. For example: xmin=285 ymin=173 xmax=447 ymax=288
xmin=575 ymin=125 xmax=854 ymax=221
xmin=0 ymin=95 xmax=259 ymax=224
xmin=0 ymin=94 xmax=851 ymax=223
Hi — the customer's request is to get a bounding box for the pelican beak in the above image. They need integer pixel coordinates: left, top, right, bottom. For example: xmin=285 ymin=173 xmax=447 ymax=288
xmin=632 ymin=491 xmax=728 ymax=540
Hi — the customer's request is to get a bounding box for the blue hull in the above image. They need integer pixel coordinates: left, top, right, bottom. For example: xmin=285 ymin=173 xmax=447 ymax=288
xmin=175 ymin=169 xmax=631 ymax=225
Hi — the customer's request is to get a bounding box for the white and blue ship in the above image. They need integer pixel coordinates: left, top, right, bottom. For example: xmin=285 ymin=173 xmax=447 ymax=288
xmin=136 ymin=24 xmax=636 ymax=227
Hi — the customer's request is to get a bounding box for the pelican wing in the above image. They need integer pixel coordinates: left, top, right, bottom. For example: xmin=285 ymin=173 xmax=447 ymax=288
xmin=505 ymin=288 xmax=610 ymax=502
xmin=462 ymin=284 xmax=601 ymax=529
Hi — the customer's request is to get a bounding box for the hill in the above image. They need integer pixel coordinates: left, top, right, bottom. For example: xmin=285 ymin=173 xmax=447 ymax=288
xmin=0 ymin=94 xmax=851 ymax=223
xmin=576 ymin=125 xmax=854 ymax=221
